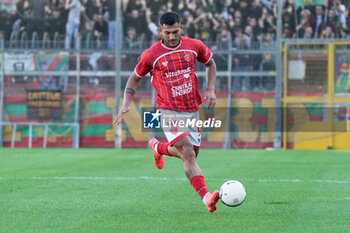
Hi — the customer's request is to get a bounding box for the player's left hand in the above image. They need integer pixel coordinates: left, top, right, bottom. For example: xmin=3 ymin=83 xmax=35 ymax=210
xmin=114 ymin=106 xmax=130 ymax=125
xmin=203 ymin=90 xmax=216 ymax=109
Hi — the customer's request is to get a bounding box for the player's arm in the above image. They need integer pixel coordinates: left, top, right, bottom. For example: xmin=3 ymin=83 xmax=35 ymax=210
xmin=203 ymin=59 xmax=217 ymax=109
xmin=114 ymin=73 xmax=142 ymax=125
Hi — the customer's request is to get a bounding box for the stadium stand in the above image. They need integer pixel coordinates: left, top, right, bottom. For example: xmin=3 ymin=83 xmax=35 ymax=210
xmin=0 ymin=0 xmax=348 ymax=93
xmin=0 ymin=0 xmax=349 ymax=46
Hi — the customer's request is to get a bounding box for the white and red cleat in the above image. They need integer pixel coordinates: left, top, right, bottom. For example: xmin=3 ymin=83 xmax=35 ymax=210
xmin=205 ymin=190 xmax=220 ymax=213
xmin=149 ymin=138 xmax=164 ymax=169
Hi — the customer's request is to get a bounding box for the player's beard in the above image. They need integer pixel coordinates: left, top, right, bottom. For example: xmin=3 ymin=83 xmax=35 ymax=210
xmin=165 ymin=38 xmax=180 ymax=47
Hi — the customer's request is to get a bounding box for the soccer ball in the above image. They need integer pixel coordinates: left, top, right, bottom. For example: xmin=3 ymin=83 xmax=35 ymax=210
xmin=219 ymin=180 xmax=246 ymax=207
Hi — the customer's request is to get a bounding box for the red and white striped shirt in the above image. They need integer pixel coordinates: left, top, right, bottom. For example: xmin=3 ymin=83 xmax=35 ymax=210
xmin=134 ymin=36 xmax=213 ymax=112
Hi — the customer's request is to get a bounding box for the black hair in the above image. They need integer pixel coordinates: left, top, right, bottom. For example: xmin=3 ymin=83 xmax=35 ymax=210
xmin=159 ymin=12 xmax=180 ymax=26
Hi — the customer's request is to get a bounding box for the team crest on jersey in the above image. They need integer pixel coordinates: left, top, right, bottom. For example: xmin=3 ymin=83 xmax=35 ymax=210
xmin=162 ymin=61 xmax=168 ymax=67
xmin=184 ymin=54 xmax=191 ymax=62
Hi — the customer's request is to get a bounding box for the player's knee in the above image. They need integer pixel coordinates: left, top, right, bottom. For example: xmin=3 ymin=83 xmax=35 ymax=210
xmin=177 ymin=143 xmax=195 ymax=160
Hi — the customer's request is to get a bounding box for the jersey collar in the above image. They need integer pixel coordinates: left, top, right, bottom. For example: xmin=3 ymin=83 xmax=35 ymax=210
xmin=161 ymin=38 xmax=182 ymax=50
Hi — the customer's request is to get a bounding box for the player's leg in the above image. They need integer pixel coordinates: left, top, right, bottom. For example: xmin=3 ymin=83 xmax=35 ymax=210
xmin=172 ymin=135 xmax=201 ymax=179
xmin=172 ymin=135 xmax=219 ymax=213
xmin=149 ymin=129 xmax=200 ymax=167
xmin=148 ymin=139 xmax=188 ymax=166
xmin=167 ymin=145 xmax=199 ymax=158
xmin=148 ymin=110 xmax=200 ymax=167
xmin=152 ymin=126 xmax=201 ymax=159
xmin=150 ymin=140 xmax=198 ymax=162
xmin=166 ymin=145 xmax=182 ymax=158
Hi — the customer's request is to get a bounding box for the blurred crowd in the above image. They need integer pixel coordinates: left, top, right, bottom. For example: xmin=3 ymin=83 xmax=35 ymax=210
xmin=0 ymin=0 xmax=349 ymax=91
xmin=0 ymin=0 xmax=349 ymax=48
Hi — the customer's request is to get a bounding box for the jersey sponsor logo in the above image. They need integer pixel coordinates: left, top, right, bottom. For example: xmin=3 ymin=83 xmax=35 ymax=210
xmin=165 ymin=67 xmax=191 ymax=78
xmin=171 ymin=82 xmax=193 ymax=97
xmin=184 ymin=54 xmax=191 ymax=62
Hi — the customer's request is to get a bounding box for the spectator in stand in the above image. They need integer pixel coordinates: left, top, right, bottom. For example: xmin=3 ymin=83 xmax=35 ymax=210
xmin=81 ymin=21 xmax=93 ymax=48
xmin=259 ymin=32 xmax=275 ymax=91
xmin=312 ymin=5 xmax=326 ymax=38
xmin=233 ymin=10 xmax=244 ymax=30
xmin=47 ymin=0 xmax=66 ymax=40
xmin=237 ymin=1 xmax=249 ymax=26
xmin=296 ymin=9 xmax=312 ymax=38
xmin=304 ymin=26 xmax=313 ymax=38
xmin=107 ymin=0 xmax=116 ymax=49
xmin=244 ymin=25 xmax=253 ymax=42
xmin=27 ymin=0 xmax=50 ymax=40
xmin=261 ymin=0 xmax=277 ymax=12
xmin=93 ymin=13 xmax=108 ymax=48
xmin=125 ymin=0 xmax=146 ymax=13
xmin=193 ymin=10 xmax=220 ymax=42
xmin=0 ymin=9 xmax=13 ymax=40
xmin=124 ymin=9 xmax=147 ymax=39
xmin=64 ymin=0 xmax=82 ymax=49
xmin=282 ymin=0 xmax=295 ymax=37
xmin=326 ymin=9 xmax=339 ymax=37
xmin=14 ymin=0 xmax=31 ymax=39
xmin=248 ymin=17 xmax=262 ymax=43
xmin=173 ymin=0 xmax=188 ymax=15
xmin=320 ymin=25 xmax=334 ymax=38
xmin=0 ymin=11 xmax=7 ymax=39
xmin=124 ymin=26 xmax=143 ymax=49
xmin=145 ymin=8 xmax=161 ymax=43
xmin=346 ymin=8 xmax=350 ymax=37
xmin=335 ymin=1 xmax=348 ymax=37
xmin=248 ymin=0 xmax=263 ymax=19
xmin=182 ymin=11 xmax=196 ymax=39
xmin=218 ymin=0 xmax=232 ymax=21
xmin=211 ymin=28 xmax=231 ymax=71
xmin=233 ymin=27 xmax=251 ymax=91
xmin=100 ymin=0 xmax=108 ymax=14
xmin=259 ymin=6 xmax=276 ymax=34
xmin=215 ymin=29 xmax=231 ymax=50
xmin=226 ymin=14 xmax=235 ymax=32
xmin=83 ymin=0 xmax=102 ymax=23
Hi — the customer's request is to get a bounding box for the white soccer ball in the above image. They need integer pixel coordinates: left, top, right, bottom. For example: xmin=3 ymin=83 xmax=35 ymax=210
xmin=219 ymin=180 xmax=246 ymax=207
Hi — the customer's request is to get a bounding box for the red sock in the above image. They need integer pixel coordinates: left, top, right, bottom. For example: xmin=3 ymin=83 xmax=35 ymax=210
xmin=190 ymin=175 xmax=209 ymax=200
xmin=157 ymin=142 xmax=170 ymax=156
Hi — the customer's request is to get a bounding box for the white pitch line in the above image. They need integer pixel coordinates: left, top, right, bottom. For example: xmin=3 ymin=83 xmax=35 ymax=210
xmin=0 ymin=176 xmax=348 ymax=184
xmin=257 ymin=179 xmax=348 ymax=184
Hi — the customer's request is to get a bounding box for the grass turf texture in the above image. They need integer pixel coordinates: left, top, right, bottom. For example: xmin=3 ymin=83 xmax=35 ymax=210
xmin=0 ymin=149 xmax=349 ymax=233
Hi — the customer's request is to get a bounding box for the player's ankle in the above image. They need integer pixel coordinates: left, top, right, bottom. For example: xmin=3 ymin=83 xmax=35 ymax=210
xmin=202 ymin=192 xmax=210 ymax=204
xmin=157 ymin=142 xmax=170 ymax=155
xmin=154 ymin=142 xmax=159 ymax=154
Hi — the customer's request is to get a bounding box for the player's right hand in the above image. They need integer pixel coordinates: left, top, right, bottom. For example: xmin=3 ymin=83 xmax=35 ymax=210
xmin=114 ymin=106 xmax=130 ymax=125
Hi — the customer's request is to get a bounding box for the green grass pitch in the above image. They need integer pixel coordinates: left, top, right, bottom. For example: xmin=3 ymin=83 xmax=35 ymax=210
xmin=0 ymin=148 xmax=349 ymax=233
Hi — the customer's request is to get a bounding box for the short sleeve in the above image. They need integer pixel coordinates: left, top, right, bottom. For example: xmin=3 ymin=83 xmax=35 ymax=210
xmin=196 ymin=40 xmax=213 ymax=64
xmin=134 ymin=51 xmax=153 ymax=78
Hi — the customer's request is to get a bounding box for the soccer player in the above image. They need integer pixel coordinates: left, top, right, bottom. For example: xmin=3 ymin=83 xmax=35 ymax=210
xmin=114 ymin=12 xmax=219 ymax=213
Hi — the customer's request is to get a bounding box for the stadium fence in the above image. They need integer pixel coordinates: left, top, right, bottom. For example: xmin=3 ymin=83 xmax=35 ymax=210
xmin=0 ymin=38 xmax=349 ymax=149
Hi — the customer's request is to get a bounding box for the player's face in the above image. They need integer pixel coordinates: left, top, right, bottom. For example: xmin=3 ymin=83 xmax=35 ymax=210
xmin=160 ymin=23 xmax=183 ymax=48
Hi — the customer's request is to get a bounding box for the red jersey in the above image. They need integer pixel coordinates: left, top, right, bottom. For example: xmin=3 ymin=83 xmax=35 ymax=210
xmin=134 ymin=36 xmax=213 ymax=112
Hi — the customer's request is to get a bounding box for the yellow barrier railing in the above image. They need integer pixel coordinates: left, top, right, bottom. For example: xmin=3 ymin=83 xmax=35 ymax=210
xmin=282 ymin=41 xmax=350 ymax=150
